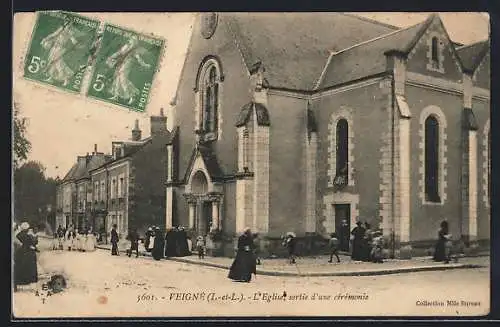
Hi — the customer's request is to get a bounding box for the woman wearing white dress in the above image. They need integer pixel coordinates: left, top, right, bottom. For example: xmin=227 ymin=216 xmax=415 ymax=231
xmin=85 ymin=231 xmax=96 ymax=252
xmin=64 ymin=228 xmax=75 ymax=251
xmin=74 ymin=229 xmax=82 ymax=251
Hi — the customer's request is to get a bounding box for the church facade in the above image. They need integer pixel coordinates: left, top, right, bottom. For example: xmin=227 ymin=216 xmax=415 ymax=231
xmin=165 ymin=13 xmax=490 ymax=258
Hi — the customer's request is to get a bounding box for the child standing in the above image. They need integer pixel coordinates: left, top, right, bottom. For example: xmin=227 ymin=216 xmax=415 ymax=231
xmin=283 ymin=232 xmax=297 ymax=264
xmin=328 ymin=233 xmax=340 ymax=263
xmin=196 ymin=235 xmax=206 ymax=259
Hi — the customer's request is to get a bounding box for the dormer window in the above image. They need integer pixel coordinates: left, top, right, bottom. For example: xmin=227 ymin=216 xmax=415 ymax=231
xmin=195 ymin=57 xmax=223 ymax=142
xmin=431 ymin=37 xmax=439 ymax=69
xmin=427 ymin=34 xmax=445 ymax=73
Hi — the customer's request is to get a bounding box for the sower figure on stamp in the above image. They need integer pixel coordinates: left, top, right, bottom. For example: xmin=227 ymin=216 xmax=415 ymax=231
xmin=110 ymin=224 xmax=119 ymax=256
xmin=40 ymin=20 xmax=83 ymax=86
xmin=105 ymin=37 xmax=151 ymax=105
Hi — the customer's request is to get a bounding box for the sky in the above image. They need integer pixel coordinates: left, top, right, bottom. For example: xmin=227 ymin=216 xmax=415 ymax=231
xmin=12 ymin=12 xmax=489 ymax=179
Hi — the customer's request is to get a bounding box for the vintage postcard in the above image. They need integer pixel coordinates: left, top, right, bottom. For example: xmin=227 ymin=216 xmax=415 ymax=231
xmin=12 ymin=12 xmax=490 ymax=318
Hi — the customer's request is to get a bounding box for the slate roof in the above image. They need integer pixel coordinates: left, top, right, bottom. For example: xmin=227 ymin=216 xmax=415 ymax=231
xmin=317 ymin=15 xmax=433 ymax=89
xmin=456 ymin=40 xmax=489 ymax=73
xmin=61 ymin=153 xmax=111 ymax=182
xmin=198 ymin=145 xmax=224 ymax=180
xmin=223 ymin=13 xmax=397 ymax=90
xmin=235 ymin=102 xmax=270 ymax=127
xmin=184 ymin=144 xmax=224 ymax=182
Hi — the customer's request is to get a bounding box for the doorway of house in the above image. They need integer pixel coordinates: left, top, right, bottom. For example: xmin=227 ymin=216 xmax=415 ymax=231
xmin=334 ymin=204 xmax=351 ymax=252
xmin=198 ymin=201 xmax=213 ymax=236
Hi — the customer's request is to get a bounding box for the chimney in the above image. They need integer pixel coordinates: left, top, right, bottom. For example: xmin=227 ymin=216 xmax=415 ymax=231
xmin=93 ymin=144 xmax=98 ymax=155
xmin=150 ymin=108 xmax=167 ymax=137
xmin=132 ymin=119 xmax=142 ymax=141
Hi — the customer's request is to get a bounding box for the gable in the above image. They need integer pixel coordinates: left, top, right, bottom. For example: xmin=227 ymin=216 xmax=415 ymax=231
xmin=406 ymin=16 xmax=463 ymax=82
xmin=474 ymin=51 xmax=490 ymax=90
xmin=183 ymin=145 xmax=224 ymax=185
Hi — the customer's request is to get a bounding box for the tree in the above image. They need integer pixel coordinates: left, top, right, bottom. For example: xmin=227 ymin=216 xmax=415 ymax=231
xmin=14 ymin=161 xmax=57 ymax=229
xmin=13 ymin=102 xmax=31 ymax=169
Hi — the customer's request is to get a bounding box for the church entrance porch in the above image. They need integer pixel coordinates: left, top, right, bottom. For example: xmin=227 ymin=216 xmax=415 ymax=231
xmin=183 ymin=170 xmax=223 ymax=239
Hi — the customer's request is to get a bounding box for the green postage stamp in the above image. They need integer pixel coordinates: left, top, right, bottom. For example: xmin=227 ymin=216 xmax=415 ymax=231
xmin=23 ymin=11 xmax=100 ymax=93
xmin=86 ymin=24 xmax=165 ymax=112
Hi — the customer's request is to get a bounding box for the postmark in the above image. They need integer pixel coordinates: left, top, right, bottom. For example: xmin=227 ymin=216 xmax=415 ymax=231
xmin=86 ymin=24 xmax=165 ymax=112
xmin=23 ymin=11 xmax=100 ymax=94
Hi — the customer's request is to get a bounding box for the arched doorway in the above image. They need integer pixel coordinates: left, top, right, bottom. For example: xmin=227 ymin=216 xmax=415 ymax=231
xmin=191 ymin=171 xmax=212 ymax=235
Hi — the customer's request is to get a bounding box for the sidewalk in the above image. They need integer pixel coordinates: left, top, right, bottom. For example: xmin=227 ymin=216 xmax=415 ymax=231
xmin=95 ymin=243 xmax=488 ymax=277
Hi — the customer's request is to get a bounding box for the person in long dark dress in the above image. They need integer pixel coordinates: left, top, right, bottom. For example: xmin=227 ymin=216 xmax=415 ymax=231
xmin=176 ymin=227 xmax=191 ymax=257
xmin=228 ymin=228 xmax=257 ymax=282
xmin=144 ymin=227 xmax=153 ymax=252
xmin=433 ymin=220 xmax=450 ymax=263
xmin=350 ymin=221 xmax=365 ymax=261
xmin=164 ymin=227 xmax=177 ymax=257
xmin=13 ymin=223 xmax=22 ymax=292
xmin=127 ymin=228 xmax=139 ymax=258
xmin=152 ymin=227 xmax=165 ymax=260
xmin=110 ymin=224 xmax=119 ymax=256
xmin=339 ymin=220 xmax=350 ymax=252
xmin=361 ymin=222 xmax=373 ymax=262
xmin=15 ymin=222 xmax=38 ymax=289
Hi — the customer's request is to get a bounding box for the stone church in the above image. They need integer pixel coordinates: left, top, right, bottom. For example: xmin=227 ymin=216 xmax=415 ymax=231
xmin=165 ymin=13 xmax=490 ymax=257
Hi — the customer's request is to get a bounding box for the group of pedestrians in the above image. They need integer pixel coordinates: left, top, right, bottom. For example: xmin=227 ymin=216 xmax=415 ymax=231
xmin=13 ymin=222 xmax=39 ymax=292
xmin=109 ymin=224 xmax=193 ymax=260
xmin=53 ymin=224 xmax=97 ymax=252
xmin=349 ymin=221 xmax=384 ymax=263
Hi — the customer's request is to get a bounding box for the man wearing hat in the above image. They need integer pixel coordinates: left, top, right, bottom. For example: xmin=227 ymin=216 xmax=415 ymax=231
xmin=110 ymin=224 xmax=119 ymax=256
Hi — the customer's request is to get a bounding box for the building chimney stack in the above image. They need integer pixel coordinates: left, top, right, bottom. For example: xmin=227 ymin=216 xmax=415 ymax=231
xmin=150 ymin=108 xmax=168 ymax=137
xmin=93 ymin=144 xmax=98 ymax=154
xmin=132 ymin=119 xmax=142 ymax=141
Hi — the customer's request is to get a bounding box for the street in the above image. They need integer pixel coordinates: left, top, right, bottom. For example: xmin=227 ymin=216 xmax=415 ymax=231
xmin=13 ymin=242 xmax=490 ymax=318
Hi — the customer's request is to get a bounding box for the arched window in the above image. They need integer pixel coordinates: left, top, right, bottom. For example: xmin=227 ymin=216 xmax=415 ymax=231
xmin=334 ymin=119 xmax=348 ymax=187
xmin=203 ymin=66 xmax=219 ymax=133
xmin=336 ymin=119 xmax=348 ymax=175
xmin=196 ymin=58 xmax=222 ymax=141
xmin=431 ymin=37 xmax=439 ymax=68
xmin=425 ymin=115 xmax=440 ymax=202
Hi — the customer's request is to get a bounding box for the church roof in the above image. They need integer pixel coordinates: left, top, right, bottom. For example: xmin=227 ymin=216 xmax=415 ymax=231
xmin=317 ymin=15 xmax=433 ymax=89
xmin=235 ymin=102 xmax=271 ymax=127
xmin=456 ymin=40 xmax=489 ymax=73
xmin=223 ymin=13 xmax=397 ymax=91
